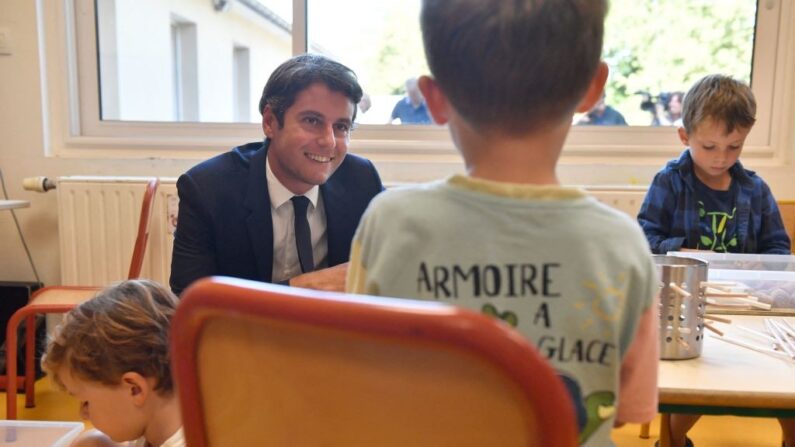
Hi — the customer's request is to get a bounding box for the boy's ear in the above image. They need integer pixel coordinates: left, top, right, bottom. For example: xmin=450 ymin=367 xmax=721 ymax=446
xmin=575 ymin=62 xmax=609 ymax=113
xmin=418 ymin=75 xmax=450 ymax=125
xmin=677 ymin=127 xmax=690 ymax=146
xmin=121 ymin=372 xmax=150 ymax=407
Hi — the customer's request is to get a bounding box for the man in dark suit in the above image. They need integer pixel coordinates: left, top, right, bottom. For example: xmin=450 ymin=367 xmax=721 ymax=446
xmin=170 ymin=55 xmax=383 ymax=295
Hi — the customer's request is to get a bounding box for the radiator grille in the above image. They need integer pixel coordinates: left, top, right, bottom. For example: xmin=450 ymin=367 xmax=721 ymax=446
xmin=57 ymin=177 xmax=176 ymax=286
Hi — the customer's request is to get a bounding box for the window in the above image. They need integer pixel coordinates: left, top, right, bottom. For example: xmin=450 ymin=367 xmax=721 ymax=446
xmin=232 ymin=45 xmax=251 ymax=122
xmin=41 ymin=0 xmax=793 ymax=177
xmin=170 ymin=16 xmax=198 ymax=121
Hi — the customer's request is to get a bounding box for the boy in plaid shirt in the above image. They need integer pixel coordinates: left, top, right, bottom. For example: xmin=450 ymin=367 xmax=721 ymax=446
xmin=638 ymin=74 xmax=790 ymax=255
xmin=638 ymin=74 xmax=792 ymax=447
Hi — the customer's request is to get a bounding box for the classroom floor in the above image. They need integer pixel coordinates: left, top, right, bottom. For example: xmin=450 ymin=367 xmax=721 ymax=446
xmin=0 ymin=376 xmax=785 ymax=446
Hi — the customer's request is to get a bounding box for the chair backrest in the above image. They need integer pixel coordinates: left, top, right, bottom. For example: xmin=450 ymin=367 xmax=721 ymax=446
xmin=172 ymin=277 xmax=578 ymax=447
xmin=778 ymin=200 xmax=795 ymax=253
xmin=127 ymin=178 xmax=159 ymax=279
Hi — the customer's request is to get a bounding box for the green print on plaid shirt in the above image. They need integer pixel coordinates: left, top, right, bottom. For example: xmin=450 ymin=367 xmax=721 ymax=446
xmin=697 ymin=201 xmax=738 ymax=252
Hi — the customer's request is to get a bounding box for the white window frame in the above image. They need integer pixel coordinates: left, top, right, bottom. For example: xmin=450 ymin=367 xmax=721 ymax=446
xmin=39 ymin=0 xmax=794 ymax=173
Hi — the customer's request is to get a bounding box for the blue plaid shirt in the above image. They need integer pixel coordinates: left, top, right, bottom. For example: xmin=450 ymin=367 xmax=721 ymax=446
xmin=638 ymin=150 xmax=791 ymax=254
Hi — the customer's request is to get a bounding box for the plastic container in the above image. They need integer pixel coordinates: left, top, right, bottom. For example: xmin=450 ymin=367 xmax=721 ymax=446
xmin=709 ymin=268 xmax=795 ymax=309
xmin=667 ymin=251 xmax=795 ymax=272
xmin=0 ymin=420 xmax=83 ymax=446
xmin=655 ymin=255 xmax=708 ymax=360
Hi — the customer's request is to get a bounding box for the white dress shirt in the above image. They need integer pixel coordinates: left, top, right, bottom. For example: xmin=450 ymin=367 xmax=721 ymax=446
xmin=266 ymin=158 xmax=329 ymax=283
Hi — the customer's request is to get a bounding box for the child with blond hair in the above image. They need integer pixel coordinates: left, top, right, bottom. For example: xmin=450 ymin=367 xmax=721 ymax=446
xmin=43 ymin=280 xmax=183 ymax=447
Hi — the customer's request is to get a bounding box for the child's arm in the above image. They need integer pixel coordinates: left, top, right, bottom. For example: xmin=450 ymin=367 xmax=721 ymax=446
xmin=638 ymin=172 xmax=684 ymax=254
xmin=614 ymin=293 xmax=660 ymax=426
xmin=756 ymin=182 xmax=792 ymax=254
xmin=346 ymin=205 xmax=380 ymax=295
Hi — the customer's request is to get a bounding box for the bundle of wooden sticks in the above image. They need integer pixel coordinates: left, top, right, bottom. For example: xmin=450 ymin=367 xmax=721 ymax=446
xmin=711 ymin=318 xmax=795 ymax=361
xmin=701 ymin=280 xmax=772 ymax=311
xmin=666 ymin=280 xmax=795 ymax=360
xmin=667 ymin=281 xmax=729 ymax=337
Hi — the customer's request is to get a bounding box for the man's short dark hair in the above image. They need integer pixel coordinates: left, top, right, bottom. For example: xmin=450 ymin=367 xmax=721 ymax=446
xmin=259 ymin=54 xmax=363 ymax=126
xmin=421 ymin=0 xmax=608 ymax=135
xmin=681 ymin=74 xmax=756 ymax=135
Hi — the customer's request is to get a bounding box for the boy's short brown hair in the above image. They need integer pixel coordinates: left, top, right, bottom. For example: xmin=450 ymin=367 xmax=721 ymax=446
xmin=681 ymin=74 xmax=756 ymax=135
xmin=43 ymin=280 xmax=178 ymax=394
xmin=420 ymin=0 xmax=608 ymax=135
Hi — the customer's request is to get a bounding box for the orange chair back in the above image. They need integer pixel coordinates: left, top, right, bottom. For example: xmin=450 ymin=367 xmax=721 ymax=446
xmin=128 ymin=177 xmax=159 ymax=279
xmin=172 ymin=277 xmax=578 ymax=447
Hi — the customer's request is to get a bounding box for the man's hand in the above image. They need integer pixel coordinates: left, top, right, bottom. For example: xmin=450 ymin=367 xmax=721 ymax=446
xmin=288 ymin=262 xmax=349 ymax=292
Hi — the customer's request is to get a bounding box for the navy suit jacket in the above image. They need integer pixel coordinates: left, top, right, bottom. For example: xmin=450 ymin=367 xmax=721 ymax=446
xmin=170 ymin=140 xmax=384 ymax=295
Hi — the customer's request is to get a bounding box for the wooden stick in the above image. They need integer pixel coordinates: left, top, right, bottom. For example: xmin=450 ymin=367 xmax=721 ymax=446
xmin=668 ymin=282 xmax=692 ymax=298
xmin=770 ymin=319 xmax=795 ymax=340
xmin=765 ymin=320 xmax=795 ymax=359
xmin=706 ymin=298 xmax=751 ymax=308
xmin=711 ymin=335 xmax=791 ymax=360
xmin=732 ymin=298 xmax=772 ymax=310
xmin=705 ymin=288 xmax=750 ymax=298
xmin=780 ymin=319 xmax=795 ymax=338
xmin=703 ymin=323 xmax=724 ymax=336
xmin=701 ymin=281 xmax=741 ymax=288
xmin=703 ymin=314 xmax=732 ymax=324
xmin=736 ymin=325 xmax=777 ymax=343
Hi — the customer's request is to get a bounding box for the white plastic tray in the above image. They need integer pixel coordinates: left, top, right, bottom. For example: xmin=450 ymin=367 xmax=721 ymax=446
xmin=0 ymin=420 xmax=83 ymax=447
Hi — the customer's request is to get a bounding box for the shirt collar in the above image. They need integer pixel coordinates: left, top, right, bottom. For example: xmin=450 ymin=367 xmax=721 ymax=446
xmin=265 ymin=156 xmax=320 ymax=209
xmin=447 ymin=175 xmax=586 ymax=200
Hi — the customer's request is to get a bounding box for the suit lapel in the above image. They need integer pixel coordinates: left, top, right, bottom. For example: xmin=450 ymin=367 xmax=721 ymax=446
xmin=321 ymin=176 xmax=353 ymax=264
xmin=243 ymin=143 xmax=275 ymax=282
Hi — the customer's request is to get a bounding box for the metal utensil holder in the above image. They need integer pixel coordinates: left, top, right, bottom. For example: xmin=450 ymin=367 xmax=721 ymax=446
xmin=654 ymin=255 xmax=708 ymax=360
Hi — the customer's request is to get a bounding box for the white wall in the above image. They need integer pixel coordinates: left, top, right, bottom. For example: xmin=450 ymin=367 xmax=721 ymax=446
xmin=0 ymin=0 xmax=196 ymax=284
xmin=102 ymin=0 xmax=291 ymax=122
xmin=0 ymin=0 xmax=794 ymax=286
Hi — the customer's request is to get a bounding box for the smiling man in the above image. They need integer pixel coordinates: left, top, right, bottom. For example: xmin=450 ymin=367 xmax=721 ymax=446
xmin=170 ymin=55 xmax=384 ymax=295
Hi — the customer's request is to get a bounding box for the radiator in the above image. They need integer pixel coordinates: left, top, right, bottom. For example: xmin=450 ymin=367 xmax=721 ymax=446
xmin=57 ymin=176 xmax=177 ymax=286
xmin=584 ymin=185 xmax=647 ymax=217
xmin=55 ymin=177 xmax=647 ymax=287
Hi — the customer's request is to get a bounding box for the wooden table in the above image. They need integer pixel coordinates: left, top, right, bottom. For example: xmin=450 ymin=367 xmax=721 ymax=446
xmin=658 ymin=315 xmax=795 ymax=446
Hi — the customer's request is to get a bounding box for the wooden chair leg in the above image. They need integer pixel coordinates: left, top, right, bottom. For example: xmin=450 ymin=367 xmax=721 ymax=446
xmin=659 ymin=413 xmax=673 ymax=447
xmin=640 ymin=421 xmax=651 ymax=439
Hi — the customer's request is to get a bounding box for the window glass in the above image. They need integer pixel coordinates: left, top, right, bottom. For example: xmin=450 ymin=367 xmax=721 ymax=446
xmin=307 ymin=0 xmax=431 ymax=126
xmin=94 ymin=0 xmax=757 ymax=128
xmin=308 ymin=0 xmax=757 ymax=128
xmin=95 ymin=0 xmax=292 ymax=123
xmin=580 ymin=0 xmax=757 ymax=127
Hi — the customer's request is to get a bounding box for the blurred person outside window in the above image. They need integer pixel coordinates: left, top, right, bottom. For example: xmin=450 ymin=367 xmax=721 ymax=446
xmin=389 ymin=77 xmax=432 ymax=124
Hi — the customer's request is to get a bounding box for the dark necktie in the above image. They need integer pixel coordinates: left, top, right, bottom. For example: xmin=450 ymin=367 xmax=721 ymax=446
xmin=291 ymin=196 xmax=314 ymax=273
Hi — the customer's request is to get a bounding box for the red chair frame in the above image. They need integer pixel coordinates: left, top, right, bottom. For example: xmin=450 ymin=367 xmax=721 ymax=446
xmin=4 ymin=177 xmax=159 ymax=419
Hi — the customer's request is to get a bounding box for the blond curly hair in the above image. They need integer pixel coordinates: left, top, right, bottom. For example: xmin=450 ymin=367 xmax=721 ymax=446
xmin=43 ymin=279 xmax=178 ymax=395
